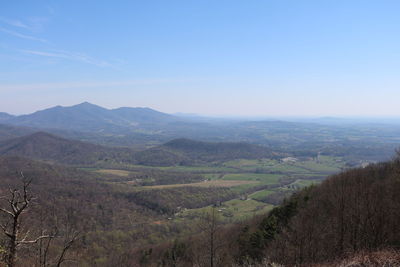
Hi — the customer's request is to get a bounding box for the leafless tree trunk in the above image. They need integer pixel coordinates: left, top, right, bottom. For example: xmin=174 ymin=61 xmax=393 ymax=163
xmin=198 ymin=206 xmax=225 ymax=267
xmin=0 ymin=173 xmax=50 ymax=267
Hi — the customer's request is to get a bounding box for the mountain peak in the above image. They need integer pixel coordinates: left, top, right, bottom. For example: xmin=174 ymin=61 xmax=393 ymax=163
xmin=76 ymin=101 xmax=93 ymax=106
xmin=3 ymin=102 xmax=179 ymax=133
xmin=72 ymin=102 xmax=105 ymax=109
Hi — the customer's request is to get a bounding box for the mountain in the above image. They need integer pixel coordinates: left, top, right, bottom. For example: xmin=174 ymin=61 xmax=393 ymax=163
xmin=0 ymin=112 xmax=14 ymax=121
xmin=1 ymin=103 xmax=399 ymax=163
xmin=134 ymin=138 xmax=280 ymax=166
xmin=112 ymin=106 xmax=177 ymax=125
xmin=0 ymin=132 xmax=136 ymax=165
xmin=3 ymin=102 xmax=180 ymax=133
xmin=0 ymin=124 xmax=36 ymax=141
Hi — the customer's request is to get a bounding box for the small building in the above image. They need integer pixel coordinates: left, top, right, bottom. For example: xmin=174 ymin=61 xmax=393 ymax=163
xmin=282 ymin=157 xmax=298 ymax=163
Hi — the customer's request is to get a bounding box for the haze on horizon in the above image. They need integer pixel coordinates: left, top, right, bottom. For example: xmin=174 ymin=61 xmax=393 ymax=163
xmin=1 ymin=1 xmax=400 ymax=117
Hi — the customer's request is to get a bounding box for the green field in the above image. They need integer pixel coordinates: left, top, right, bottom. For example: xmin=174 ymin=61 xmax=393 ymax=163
xmin=221 ymin=173 xmax=282 ymax=182
xmin=178 ymin=199 xmax=274 ymax=222
xmin=249 ymin=189 xmax=274 ymax=201
xmin=90 ymin=156 xmax=345 ymax=222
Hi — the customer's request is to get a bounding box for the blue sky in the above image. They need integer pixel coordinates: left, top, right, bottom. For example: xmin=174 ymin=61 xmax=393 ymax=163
xmin=1 ymin=0 xmax=400 ymax=116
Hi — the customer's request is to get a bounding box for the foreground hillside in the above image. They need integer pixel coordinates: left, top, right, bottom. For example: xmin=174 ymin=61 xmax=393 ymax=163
xmin=259 ymin=156 xmax=400 ymax=265
xmin=0 ymin=156 xmax=165 ymax=265
xmin=0 ymin=156 xmax=243 ymax=265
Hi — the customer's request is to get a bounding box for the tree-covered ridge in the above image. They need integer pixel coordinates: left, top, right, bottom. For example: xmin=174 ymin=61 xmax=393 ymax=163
xmin=0 ymin=132 xmax=138 ymax=165
xmin=0 ymin=132 xmax=283 ymax=167
xmin=259 ymin=157 xmax=400 ymax=265
xmin=231 ymin=155 xmax=400 ymax=265
xmin=135 ymin=138 xmax=281 ymax=166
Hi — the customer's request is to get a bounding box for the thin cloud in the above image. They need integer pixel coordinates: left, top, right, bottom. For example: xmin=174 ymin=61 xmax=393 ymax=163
xmin=0 ymin=79 xmax=188 ymax=92
xmin=20 ymin=49 xmax=112 ymax=67
xmin=0 ymin=17 xmax=30 ymax=29
xmin=0 ymin=16 xmax=48 ymax=32
xmin=25 ymin=17 xmax=49 ymax=32
xmin=0 ymin=27 xmax=47 ymax=42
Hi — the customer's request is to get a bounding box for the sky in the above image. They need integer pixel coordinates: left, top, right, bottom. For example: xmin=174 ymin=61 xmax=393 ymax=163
xmin=1 ymin=0 xmax=400 ymax=117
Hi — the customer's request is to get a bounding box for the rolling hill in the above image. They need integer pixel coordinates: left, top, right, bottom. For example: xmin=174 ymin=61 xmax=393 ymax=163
xmin=0 ymin=124 xmax=36 ymax=141
xmin=0 ymin=132 xmax=137 ymax=165
xmin=0 ymin=132 xmax=280 ymax=167
xmin=134 ymin=138 xmax=281 ymax=166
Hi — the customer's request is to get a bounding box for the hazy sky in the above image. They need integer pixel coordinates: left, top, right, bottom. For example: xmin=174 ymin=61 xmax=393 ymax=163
xmin=1 ymin=0 xmax=400 ymax=116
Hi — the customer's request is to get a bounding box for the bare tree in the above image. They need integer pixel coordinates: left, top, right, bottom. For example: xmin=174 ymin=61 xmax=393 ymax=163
xmin=54 ymin=227 xmax=80 ymax=267
xmin=198 ymin=206 xmax=225 ymax=267
xmin=0 ymin=173 xmax=50 ymax=267
xmin=35 ymin=205 xmax=81 ymax=267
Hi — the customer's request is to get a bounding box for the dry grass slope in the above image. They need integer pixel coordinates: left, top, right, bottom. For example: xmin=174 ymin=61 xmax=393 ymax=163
xmin=315 ymin=250 xmax=400 ymax=267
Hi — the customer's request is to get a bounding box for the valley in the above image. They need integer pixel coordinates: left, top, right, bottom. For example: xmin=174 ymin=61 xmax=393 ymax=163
xmin=0 ymin=103 xmax=398 ymax=266
xmin=82 ymin=154 xmax=345 ymax=224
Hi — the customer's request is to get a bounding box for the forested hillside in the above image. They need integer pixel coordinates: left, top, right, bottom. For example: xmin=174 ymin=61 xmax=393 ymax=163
xmin=134 ymin=138 xmax=280 ymax=166
xmin=0 ymin=124 xmax=36 ymax=142
xmin=0 ymin=132 xmax=282 ymax=168
xmin=0 ymin=132 xmax=138 ymax=165
xmin=0 ymin=156 xmax=167 ymax=265
xmin=257 ymin=156 xmax=400 ymax=265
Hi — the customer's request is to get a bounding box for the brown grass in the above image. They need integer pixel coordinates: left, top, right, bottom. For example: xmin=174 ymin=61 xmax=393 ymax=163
xmin=140 ymin=179 xmax=259 ymax=189
xmin=313 ymin=249 xmax=400 ymax=267
xmin=95 ymin=169 xmax=131 ymax=177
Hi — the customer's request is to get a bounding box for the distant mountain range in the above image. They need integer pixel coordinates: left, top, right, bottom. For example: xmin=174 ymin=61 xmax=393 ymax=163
xmin=0 ymin=112 xmax=14 ymax=121
xmin=0 ymin=102 xmax=399 ymax=162
xmin=1 ymin=102 xmax=180 ymax=133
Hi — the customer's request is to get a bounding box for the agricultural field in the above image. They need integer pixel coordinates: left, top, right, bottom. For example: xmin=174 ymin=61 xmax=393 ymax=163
xmin=140 ymin=179 xmax=258 ymax=189
xmin=177 ymin=199 xmax=274 ymax=222
xmin=87 ymin=155 xmax=346 ymax=222
xmin=95 ymin=169 xmax=131 ymax=176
